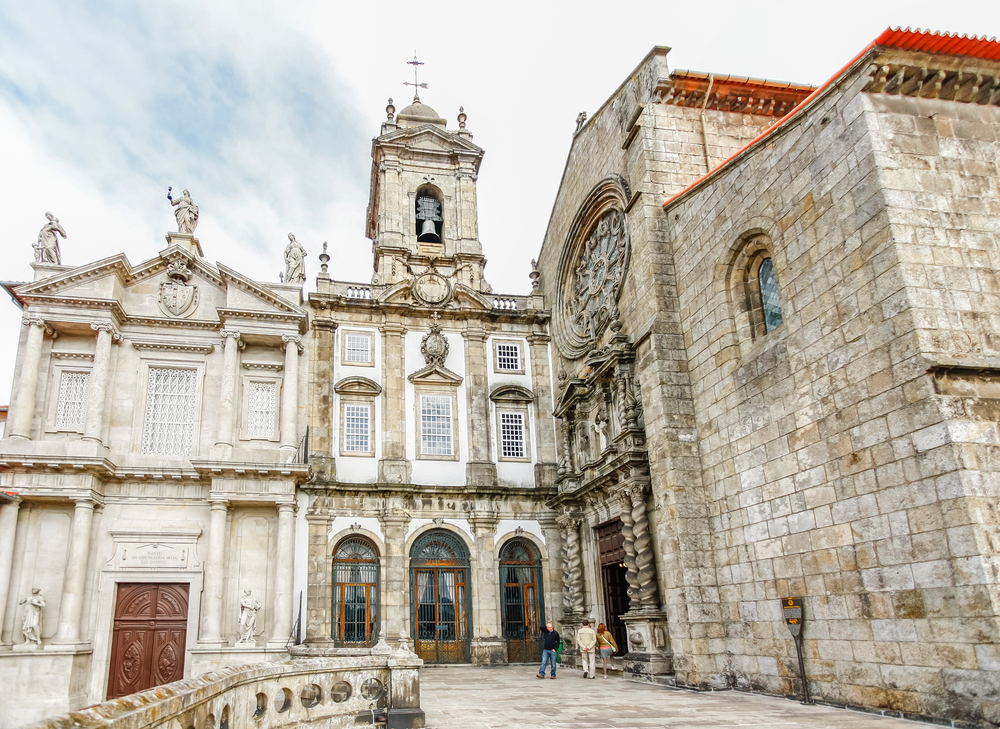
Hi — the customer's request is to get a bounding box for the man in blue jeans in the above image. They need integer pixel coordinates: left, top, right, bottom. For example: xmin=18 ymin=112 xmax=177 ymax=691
xmin=537 ymin=621 xmax=560 ymax=679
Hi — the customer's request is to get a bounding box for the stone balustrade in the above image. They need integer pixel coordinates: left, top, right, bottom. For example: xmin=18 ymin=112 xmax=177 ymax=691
xmin=21 ymin=654 xmax=424 ymax=729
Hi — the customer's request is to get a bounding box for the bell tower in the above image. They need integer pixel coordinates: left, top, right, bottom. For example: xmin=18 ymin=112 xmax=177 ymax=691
xmin=365 ymin=80 xmax=488 ymax=292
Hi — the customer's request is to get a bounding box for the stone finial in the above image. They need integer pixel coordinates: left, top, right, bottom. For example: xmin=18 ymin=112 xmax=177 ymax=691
xmin=319 ymin=241 xmax=330 ymax=274
xmin=35 ymin=213 xmax=66 ymax=264
xmin=386 ymin=98 xmax=396 ymax=122
xmin=457 ymin=106 xmax=467 ymax=129
xmin=529 ymin=259 xmax=540 ymax=291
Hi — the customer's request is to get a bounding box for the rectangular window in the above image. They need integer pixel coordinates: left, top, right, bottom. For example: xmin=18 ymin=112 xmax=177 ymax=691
xmin=55 ymin=371 xmax=89 ymax=430
xmin=246 ymin=381 xmax=276 ymax=438
xmin=343 ymin=403 xmax=371 ymax=453
xmin=420 ymin=395 xmax=453 ymax=456
xmin=496 ymin=342 xmax=521 ymax=371
xmin=500 ymin=412 xmax=526 ymax=459
xmin=141 ymin=368 xmax=197 ymax=455
xmin=344 ymin=333 xmax=373 ymax=364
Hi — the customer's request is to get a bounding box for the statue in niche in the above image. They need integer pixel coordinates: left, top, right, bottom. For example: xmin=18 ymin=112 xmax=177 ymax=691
xmin=576 ymin=421 xmax=591 ymax=469
xmin=35 ymin=213 xmax=66 ymax=264
xmin=19 ymin=588 xmax=45 ymax=645
xmin=167 ymin=187 xmax=199 ymax=234
xmin=236 ymin=588 xmax=262 ymax=646
xmin=283 ymin=233 xmax=307 ymax=285
xmin=594 ymin=403 xmax=611 ymax=452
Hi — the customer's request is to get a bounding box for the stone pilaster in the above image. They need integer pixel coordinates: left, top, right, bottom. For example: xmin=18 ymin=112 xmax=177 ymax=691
xmin=308 ymin=320 xmax=337 ymax=469
xmin=469 ymin=514 xmax=504 ymax=664
xmin=463 ymin=326 xmax=496 ymax=487
xmin=269 ymin=502 xmax=296 ymax=646
xmin=378 ymin=323 xmax=410 ymax=484
xmin=527 ymin=332 xmax=558 ymax=487
xmin=305 ymin=510 xmax=333 ymax=643
xmin=82 ymin=322 xmax=121 ymax=444
xmin=199 ymin=499 xmax=229 ymax=645
xmin=214 ymin=329 xmax=242 ymax=452
xmin=50 ymin=498 xmax=96 ymax=647
xmin=280 ymin=335 xmax=303 ymax=454
xmin=379 ymin=510 xmax=410 ymax=646
xmin=8 ymin=318 xmax=50 ymax=440
xmin=0 ymin=497 xmax=21 ymax=646
xmin=538 ymin=513 xmax=565 ymax=625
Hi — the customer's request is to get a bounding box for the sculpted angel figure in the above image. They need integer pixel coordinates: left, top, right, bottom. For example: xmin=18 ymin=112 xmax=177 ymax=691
xmin=35 ymin=213 xmax=66 ymax=264
xmin=284 ymin=233 xmax=306 ymax=285
xmin=167 ymin=187 xmax=199 ymax=234
xmin=19 ymin=588 xmax=45 ymax=645
xmin=237 ymin=588 xmax=262 ymax=645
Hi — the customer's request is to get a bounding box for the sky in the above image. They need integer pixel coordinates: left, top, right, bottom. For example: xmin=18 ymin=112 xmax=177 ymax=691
xmin=1 ymin=1 xmax=998 ymax=405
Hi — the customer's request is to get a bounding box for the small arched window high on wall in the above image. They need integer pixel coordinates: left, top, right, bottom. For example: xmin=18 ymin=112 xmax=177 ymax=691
xmin=331 ymin=536 xmax=380 ymax=647
xmin=415 ymin=186 xmax=442 ymax=243
xmin=757 ymin=258 xmax=783 ymax=332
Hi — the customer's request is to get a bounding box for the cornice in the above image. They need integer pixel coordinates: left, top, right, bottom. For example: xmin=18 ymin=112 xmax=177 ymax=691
xmin=242 ymin=361 xmax=284 ymax=372
xmin=130 ymin=336 xmax=216 ymax=354
xmin=51 ymin=351 xmax=95 ymax=361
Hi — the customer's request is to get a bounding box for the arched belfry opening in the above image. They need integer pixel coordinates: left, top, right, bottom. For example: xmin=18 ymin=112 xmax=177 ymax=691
xmin=415 ymin=185 xmax=443 ymax=243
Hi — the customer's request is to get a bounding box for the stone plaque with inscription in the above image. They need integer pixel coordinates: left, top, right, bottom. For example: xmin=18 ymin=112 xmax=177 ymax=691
xmin=118 ymin=542 xmax=189 ymax=569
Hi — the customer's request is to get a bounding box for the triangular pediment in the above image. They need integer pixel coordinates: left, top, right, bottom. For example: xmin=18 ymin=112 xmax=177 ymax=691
xmin=408 ymin=364 xmax=464 ymax=386
xmin=376 ymin=280 xmax=494 ymax=313
xmin=379 ymin=125 xmax=483 ymax=155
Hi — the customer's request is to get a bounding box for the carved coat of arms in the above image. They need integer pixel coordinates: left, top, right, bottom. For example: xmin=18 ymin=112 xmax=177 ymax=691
xmin=158 ymin=262 xmax=198 ymax=317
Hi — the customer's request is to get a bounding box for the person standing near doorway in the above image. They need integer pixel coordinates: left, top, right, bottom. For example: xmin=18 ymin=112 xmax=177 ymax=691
xmin=597 ymin=622 xmax=618 ymax=678
xmin=537 ymin=621 xmax=560 ymax=679
xmin=577 ymin=619 xmax=597 ymax=679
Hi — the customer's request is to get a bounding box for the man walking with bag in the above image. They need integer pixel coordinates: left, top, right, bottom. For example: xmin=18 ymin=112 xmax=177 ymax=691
xmin=577 ymin=619 xmax=597 ymax=679
xmin=537 ymin=621 xmax=560 ymax=679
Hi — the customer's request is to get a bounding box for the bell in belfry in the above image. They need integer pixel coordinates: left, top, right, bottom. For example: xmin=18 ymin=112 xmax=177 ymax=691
xmin=416 ymin=195 xmax=442 ymax=243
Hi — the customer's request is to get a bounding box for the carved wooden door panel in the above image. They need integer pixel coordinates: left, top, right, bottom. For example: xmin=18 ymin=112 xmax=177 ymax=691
xmin=108 ymin=583 xmax=189 ymax=699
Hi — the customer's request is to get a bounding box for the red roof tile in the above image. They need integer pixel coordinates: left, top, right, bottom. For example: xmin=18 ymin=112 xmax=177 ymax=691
xmin=875 ymin=27 xmax=1000 ymax=62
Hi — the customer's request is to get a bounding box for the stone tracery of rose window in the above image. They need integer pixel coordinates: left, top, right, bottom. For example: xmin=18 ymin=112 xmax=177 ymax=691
xmin=568 ymin=209 xmax=629 ymax=347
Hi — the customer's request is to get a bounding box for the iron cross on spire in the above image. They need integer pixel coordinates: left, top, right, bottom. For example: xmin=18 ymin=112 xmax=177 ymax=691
xmin=404 ymin=52 xmax=428 ymax=102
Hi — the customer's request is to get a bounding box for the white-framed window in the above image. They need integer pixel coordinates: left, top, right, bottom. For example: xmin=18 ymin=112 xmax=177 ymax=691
xmin=420 ymin=394 xmax=453 ymax=457
xmin=342 ymin=330 xmax=374 ymax=366
xmin=55 ymin=371 xmax=90 ymax=431
xmin=500 ymin=411 xmax=526 ymax=459
xmin=493 ymin=340 xmax=525 ymax=374
xmin=343 ymin=403 xmax=371 ymax=453
xmin=141 ymin=367 xmax=197 ymax=455
xmin=246 ymin=381 xmax=277 ymax=439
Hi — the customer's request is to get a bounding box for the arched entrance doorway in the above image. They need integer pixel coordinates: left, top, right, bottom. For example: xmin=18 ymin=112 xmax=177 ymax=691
xmin=409 ymin=530 xmax=471 ymax=663
xmin=331 ymin=536 xmax=380 ymax=647
xmin=499 ymin=538 xmax=544 ymax=663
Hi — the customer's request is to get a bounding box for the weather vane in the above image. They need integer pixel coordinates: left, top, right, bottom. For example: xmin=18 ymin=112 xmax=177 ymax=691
xmin=404 ymin=51 xmax=428 ymax=102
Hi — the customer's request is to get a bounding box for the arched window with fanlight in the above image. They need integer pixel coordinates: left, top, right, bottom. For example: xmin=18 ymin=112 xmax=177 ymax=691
xmin=409 ymin=530 xmax=471 ymax=663
xmin=331 ymin=536 xmax=380 ymax=647
xmin=757 ymin=257 xmax=783 ymax=332
xmin=499 ymin=538 xmax=544 ymax=663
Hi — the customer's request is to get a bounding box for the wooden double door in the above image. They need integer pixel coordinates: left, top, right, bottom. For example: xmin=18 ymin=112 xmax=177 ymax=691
xmin=107 ymin=583 xmax=189 ymax=700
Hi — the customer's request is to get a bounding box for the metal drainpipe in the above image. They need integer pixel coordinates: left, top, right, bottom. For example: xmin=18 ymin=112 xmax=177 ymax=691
xmin=700 ymin=74 xmax=715 ymax=171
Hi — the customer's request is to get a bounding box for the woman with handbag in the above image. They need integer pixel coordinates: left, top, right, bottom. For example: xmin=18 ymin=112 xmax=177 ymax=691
xmin=596 ymin=623 xmax=618 ymax=678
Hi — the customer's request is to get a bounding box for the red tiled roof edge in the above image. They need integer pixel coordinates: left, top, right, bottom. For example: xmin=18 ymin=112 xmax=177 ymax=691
xmin=662 ymin=27 xmax=1000 ymax=209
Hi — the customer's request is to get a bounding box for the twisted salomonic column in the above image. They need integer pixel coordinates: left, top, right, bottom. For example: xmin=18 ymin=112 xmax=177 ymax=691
xmin=53 ymin=497 xmax=96 ymax=644
xmin=215 ymin=330 xmax=242 ymax=450
xmin=83 ymin=322 xmax=121 ymax=444
xmin=9 ymin=318 xmax=50 ymax=440
xmin=560 ymin=518 xmax=585 ymax=614
xmin=280 ymin=335 xmax=303 ymax=454
xmin=558 ymin=418 xmax=573 ymax=475
xmin=618 ymin=489 xmax=640 ymax=602
xmin=629 ymin=484 xmax=658 ymax=609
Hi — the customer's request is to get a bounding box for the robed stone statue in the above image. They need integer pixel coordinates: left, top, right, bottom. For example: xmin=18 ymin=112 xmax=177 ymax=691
xmin=236 ymin=588 xmax=261 ymax=646
xmin=284 ymin=233 xmax=306 ymax=285
xmin=19 ymin=588 xmax=45 ymax=645
xmin=167 ymin=187 xmax=199 ymax=235
xmin=35 ymin=213 xmax=66 ymax=264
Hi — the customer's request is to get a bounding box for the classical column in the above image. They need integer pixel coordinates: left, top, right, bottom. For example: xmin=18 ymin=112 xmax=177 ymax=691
xmin=215 ymin=330 xmax=242 ymax=450
xmin=463 ymin=327 xmax=496 ymax=487
xmin=52 ymin=498 xmax=96 ymax=645
xmin=0 ymin=498 xmax=21 ymax=643
xmin=380 ymin=511 xmax=411 ymax=646
xmin=199 ymin=499 xmax=229 ymax=645
xmin=378 ymin=323 xmax=410 ymax=484
xmin=9 ymin=318 xmax=49 ymax=440
xmin=83 ymin=322 xmax=121 ymax=444
xmin=270 ymin=502 xmax=296 ymax=646
xmin=280 ymin=335 xmax=303 ymax=454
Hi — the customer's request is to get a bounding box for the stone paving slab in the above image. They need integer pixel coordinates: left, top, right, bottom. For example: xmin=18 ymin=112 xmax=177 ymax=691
xmin=420 ymin=666 xmax=926 ymax=729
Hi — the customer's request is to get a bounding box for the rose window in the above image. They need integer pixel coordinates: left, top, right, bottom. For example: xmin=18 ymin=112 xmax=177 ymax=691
xmin=569 ymin=209 xmax=629 ymax=345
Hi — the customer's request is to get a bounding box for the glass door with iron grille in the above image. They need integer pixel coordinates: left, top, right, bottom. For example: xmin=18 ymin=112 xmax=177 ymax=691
xmin=499 ymin=539 xmax=544 ymax=663
xmin=409 ymin=530 xmax=471 ymax=663
xmin=332 ymin=537 xmax=380 ymax=647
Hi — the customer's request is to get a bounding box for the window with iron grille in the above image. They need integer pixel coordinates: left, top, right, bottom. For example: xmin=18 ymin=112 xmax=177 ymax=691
xmin=247 ymin=381 xmax=276 ymax=438
xmin=55 ymin=371 xmax=89 ymax=430
xmin=496 ymin=342 xmax=521 ymax=371
xmin=420 ymin=395 xmax=453 ymax=456
xmin=343 ymin=403 xmax=371 ymax=453
xmin=344 ymin=333 xmax=372 ymax=364
xmin=141 ymin=368 xmax=197 ymax=455
xmin=500 ymin=412 xmax=526 ymax=459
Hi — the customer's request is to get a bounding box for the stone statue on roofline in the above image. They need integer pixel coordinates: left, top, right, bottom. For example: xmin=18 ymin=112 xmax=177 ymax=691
xmin=284 ymin=233 xmax=307 ymax=285
xmin=167 ymin=187 xmax=199 ymax=235
xmin=35 ymin=213 xmax=66 ymax=264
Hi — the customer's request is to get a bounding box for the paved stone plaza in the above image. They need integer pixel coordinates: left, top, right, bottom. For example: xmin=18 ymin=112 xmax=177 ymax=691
xmin=420 ymin=666 xmax=925 ymax=729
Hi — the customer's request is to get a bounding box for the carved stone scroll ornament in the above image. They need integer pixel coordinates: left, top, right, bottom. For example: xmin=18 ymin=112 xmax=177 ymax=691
xmin=569 ymin=209 xmax=630 ymax=348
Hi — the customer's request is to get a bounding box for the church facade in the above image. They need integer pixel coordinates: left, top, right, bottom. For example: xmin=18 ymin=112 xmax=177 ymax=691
xmin=0 ymin=26 xmax=998 ymax=729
